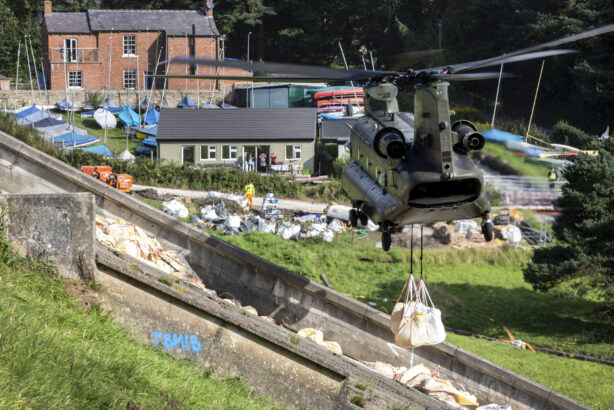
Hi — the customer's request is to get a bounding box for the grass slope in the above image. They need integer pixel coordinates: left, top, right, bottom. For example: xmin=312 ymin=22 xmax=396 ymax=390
xmin=212 ymin=230 xmax=614 ymax=408
xmin=0 ymin=244 xmax=282 ymax=409
xmin=481 ymin=141 xmax=551 ymax=177
xmin=67 ymin=113 xmax=141 ymax=155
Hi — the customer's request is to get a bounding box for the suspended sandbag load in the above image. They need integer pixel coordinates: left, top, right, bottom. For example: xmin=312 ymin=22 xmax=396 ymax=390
xmin=118 ymin=106 xmax=141 ymax=127
xmin=178 ymin=95 xmax=197 ymax=109
xmin=201 ymin=103 xmax=219 ymax=109
xmin=144 ymin=108 xmax=159 ymax=125
xmin=94 ymin=108 xmax=117 ymax=129
xmin=14 ymin=105 xmax=40 ymax=118
xmin=53 ymin=131 xmax=100 ymax=148
xmin=83 ymin=144 xmax=113 ymax=157
xmin=57 ymin=96 xmax=78 ymax=111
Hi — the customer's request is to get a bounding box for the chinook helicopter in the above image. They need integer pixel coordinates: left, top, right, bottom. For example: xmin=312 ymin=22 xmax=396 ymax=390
xmin=159 ymin=24 xmax=614 ymax=251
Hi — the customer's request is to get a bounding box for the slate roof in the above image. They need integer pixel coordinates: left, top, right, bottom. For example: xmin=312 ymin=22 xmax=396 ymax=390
xmin=321 ymin=118 xmax=358 ymax=143
xmin=45 ymin=10 xmax=219 ymax=36
xmin=157 ymin=108 xmax=318 ymax=142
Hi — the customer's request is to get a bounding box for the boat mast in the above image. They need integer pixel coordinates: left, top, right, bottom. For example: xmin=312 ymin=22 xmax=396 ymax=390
xmin=14 ymin=40 xmax=21 ymax=110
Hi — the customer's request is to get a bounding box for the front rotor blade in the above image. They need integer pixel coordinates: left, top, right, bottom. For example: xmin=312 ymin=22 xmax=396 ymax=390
xmin=146 ymin=74 xmax=332 ymax=83
xmin=450 ymin=24 xmax=614 ymax=73
xmin=430 ymin=72 xmax=512 ymax=81
xmin=389 ymin=49 xmax=442 ymax=71
xmin=454 ymin=49 xmax=576 ymax=72
xmin=171 ymin=57 xmax=398 ymax=81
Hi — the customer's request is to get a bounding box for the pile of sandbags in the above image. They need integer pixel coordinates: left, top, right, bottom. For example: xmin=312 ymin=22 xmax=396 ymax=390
xmin=162 ymin=199 xmax=189 ymax=219
xmin=363 ymin=361 xmax=479 ymax=408
xmin=207 ymin=191 xmax=249 ymax=209
xmin=95 ymin=215 xmax=207 ymax=292
xmin=297 ymin=328 xmax=343 ymax=355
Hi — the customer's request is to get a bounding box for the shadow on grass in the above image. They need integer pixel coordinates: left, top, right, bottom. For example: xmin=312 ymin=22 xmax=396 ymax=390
xmin=372 ymin=279 xmax=614 ymax=346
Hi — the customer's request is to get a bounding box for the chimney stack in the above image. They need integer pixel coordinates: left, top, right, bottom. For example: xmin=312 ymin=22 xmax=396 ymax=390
xmin=205 ymin=1 xmax=214 ymax=17
xmin=44 ymin=1 xmax=52 ymax=16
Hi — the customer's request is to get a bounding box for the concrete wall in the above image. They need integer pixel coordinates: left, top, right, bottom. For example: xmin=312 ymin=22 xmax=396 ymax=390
xmin=0 ymin=192 xmax=96 ymax=281
xmin=0 ymin=129 xmax=589 ymax=410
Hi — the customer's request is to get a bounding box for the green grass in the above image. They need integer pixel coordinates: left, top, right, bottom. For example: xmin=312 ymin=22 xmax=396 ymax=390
xmin=66 ymin=113 xmax=141 ymax=155
xmin=481 ymin=141 xmax=551 ymax=177
xmin=205 ymin=230 xmax=614 ymax=407
xmin=0 ymin=242 xmax=283 ymax=409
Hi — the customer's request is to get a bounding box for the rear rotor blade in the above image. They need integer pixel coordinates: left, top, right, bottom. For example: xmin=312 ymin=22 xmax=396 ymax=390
xmin=146 ymin=74 xmax=331 ymax=83
xmin=389 ymin=49 xmax=442 ymax=71
xmin=430 ymin=72 xmax=512 ymax=81
xmin=171 ymin=57 xmax=398 ymax=81
xmin=453 ymin=49 xmax=576 ymax=72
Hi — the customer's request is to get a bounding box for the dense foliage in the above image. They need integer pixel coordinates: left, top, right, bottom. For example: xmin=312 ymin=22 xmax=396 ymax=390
xmin=1 ymin=1 xmax=612 ymax=131
xmin=524 ymin=137 xmax=614 ymax=312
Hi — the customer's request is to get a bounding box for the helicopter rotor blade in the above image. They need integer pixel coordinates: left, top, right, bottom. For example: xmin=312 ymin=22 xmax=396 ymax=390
xmin=171 ymin=57 xmax=399 ymax=82
xmin=388 ymin=49 xmax=442 ymax=71
xmin=450 ymin=49 xmax=577 ymax=73
xmin=449 ymin=24 xmax=614 ymax=73
xmin=429 ymin=72 xmax=513 ymax=81
xmin=145 ymin=74 xmax=332 ymax=83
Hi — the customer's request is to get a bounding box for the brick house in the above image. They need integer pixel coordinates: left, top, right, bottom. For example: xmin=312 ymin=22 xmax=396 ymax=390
xmin=42 ymin=1 xmax=245 ymax=92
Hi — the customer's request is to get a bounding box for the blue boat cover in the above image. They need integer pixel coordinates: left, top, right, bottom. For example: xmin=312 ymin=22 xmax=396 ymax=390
xmin=320 ymin=113 xmax=343 ymax=120
xmin=482 ymin=128 xmax=524 ymax=143
xmin=15 ymin=106 xmax=40 ymax=118
xmin=100 ymin=96 xmax=118 ymax=108
xmin=178 ymin=95 xmax=197 ymax=108
xmin=142 ymin=137 xmax=157 ymax=147
xmin=118 ymin=107 xmax=141 ymax=126
xmin=139 ymin=98 xmax=152 ymax=110
xmin=201 ymin=103 xmax=220 ymax=109
xmin=57 ymin=97 xmax=77 ymax=110
xmin=81 ymin=105 xmax=94 ymax=111
xmin=53 ymin=132 xmax=99 ymax=147
xmin=83 ymin=144 xmax=113 ymax=157
xmin=221 ymin=103 xmax=237 ymax=109
xmin=144 ymin=109 xmax=159 ymax=125
xmin=135 ymin=146 xmax=156 ymax=155
xmin=135 ymin=125 xmax=158 ymax=137
xmin=17 ymin=110 xmax=52 ymax=126
xmin=33 ymin=117 xmax=66 ymax=128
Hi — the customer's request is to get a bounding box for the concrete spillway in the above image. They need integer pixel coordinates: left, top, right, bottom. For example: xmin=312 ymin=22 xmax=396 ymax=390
xmin=0 ymin=130 xmax=587 ymax=409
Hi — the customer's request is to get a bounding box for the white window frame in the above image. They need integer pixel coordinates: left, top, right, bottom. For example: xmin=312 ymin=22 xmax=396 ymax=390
xmin=64 ymin=38 xmax=78 ymax=62
xmin=123 ymin=35 xmax=136 ymax=56
xmin=200 ymin=145 xmax=216 ymax=161
xmin=222 ymin=145 xmax=238 ymax=160
xmin=68 ymin=70 xmax=82 ymax=88
xmin=285 ymin=144 xmax=302 ymax=160
xmin=182 ymin=145 xmax=195 ymax=165
xmin=123 ymin=69 xmax=137 ymax=89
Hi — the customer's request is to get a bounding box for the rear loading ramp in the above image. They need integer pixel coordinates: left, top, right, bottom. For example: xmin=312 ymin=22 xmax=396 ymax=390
xmin=0 ymin=130 xmax=589 ymax=409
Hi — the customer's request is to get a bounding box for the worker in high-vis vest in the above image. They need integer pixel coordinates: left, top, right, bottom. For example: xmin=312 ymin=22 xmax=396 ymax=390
xmin=548 ymin=167 xmax=558 ymax=189
xmin=244 ymin=181 xmax=255 ymax=208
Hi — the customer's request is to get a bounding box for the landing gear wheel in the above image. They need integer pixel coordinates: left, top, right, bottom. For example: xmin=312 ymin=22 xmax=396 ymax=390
xmin=358 ymin=213 xmax=368 ymax=226
xmin=482 ymin=221 xmax=493 ymax=242
xmin=382 ymin=231 xmax=392 ymax=252
xmin=349 ymin=209 xmax=358 ymax=228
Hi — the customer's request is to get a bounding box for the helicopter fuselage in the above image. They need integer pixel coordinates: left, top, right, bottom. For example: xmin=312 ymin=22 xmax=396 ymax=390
xmin=341 ymin=81 xmax=490 ymax=228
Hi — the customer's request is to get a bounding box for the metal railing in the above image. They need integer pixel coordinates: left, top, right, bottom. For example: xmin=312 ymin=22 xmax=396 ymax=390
xmin=49 ymin=48 xmax=99 ymax=64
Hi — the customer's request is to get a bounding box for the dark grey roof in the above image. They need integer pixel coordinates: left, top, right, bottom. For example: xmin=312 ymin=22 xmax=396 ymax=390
xmin=157 ymin=108 xmax=318 ymax=142
xmin=45 ymin=12 xmax=90 ymax=34
xmin=0 ymin=75 xmax=10 ymax=80
xmin=321 ymin=118 xmax=358 ymax=143
xmin=87 ymin=10 xmax=219 ymax=36
xmin=45 ymin=10 xmax=219 ymax=36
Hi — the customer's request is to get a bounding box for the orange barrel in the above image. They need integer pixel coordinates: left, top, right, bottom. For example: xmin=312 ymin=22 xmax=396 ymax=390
xmin=115 ymin=174 xmax=133 ymax=192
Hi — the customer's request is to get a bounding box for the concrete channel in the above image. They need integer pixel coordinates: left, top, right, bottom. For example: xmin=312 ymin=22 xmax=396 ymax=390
xmin=0 ymin=130 xmax=587 ymax=409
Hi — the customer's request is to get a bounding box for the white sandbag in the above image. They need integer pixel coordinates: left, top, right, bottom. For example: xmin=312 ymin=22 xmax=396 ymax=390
xmin=297 ymin=328 xmax=324 ymax=344
xmin=116 ymin=239 xmax=140 ymax=259
xmin=394 ymin=306 xmax=429 ymax=348
xmin=243 ymin=215 xmax=261 ymax=232
xmin=400 ymin=364 xmax=431 ymax=387
xmin=318 ymin=340 xmax=343 ymax=355
xmin=277 ymin=223 xmax=301 ymax=240
xmin=224 ymin=214 xmax=241 ymax=229
xmin=365 ymin=361 xmax=395 ymax=379
xmin=499 ymin=224 xmax=522 ymax=244
xmin=477 ymin=404 xmax=512 ymax=410
xmin=358 ymin=218 xmax=379 ymax=231
xmin=327 ymin=218 xmax=345 ymax=232
xmin=322 ymin=229 xmax=334 ymax=242
xmin=425 ymin=306 xmax=446 ymax=345
xmin=258 ymin=219 xmax=276 ymax=233
xmin=162 ymin=199 xmax=189 ymax=219
xmin=242 ymin=306 xmax=259 ymax=315
xmin=455 ymin=219 xmax=478 ymax=234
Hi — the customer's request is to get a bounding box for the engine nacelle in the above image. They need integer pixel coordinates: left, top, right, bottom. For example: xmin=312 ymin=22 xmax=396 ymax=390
xmin=375 ymin=128 xmax=405 ymax=159
xmin=452 ymin=120 xmax=485 ymax=152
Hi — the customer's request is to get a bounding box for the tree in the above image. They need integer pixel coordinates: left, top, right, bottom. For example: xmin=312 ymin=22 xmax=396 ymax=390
xmin=0 ymin=0 xmax=19 ymax=78
xmin=523 ymin=137 xmax=614 ymax=312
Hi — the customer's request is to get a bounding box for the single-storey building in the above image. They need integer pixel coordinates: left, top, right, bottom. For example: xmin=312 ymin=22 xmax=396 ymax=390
xmin=320 ymin=118 xmax=359 ymax=158
xmin=156 ymin=107 xmax=318 ymax=173
xmin=0 ymin=75 xmax=10 ymax=91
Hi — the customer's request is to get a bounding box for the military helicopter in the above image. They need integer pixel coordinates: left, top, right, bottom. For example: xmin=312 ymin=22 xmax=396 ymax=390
xmin=160 ymin=24 xmax=614 ymax=251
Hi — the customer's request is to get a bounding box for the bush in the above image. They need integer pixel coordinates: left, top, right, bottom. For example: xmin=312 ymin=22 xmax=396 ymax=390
xmin=332 ymin=156 xmax=349 ymax=178
xmin=451 ymin=106 xmax=486 ymax=123
xmin=551 ymin=120 xmax=595 ymax=149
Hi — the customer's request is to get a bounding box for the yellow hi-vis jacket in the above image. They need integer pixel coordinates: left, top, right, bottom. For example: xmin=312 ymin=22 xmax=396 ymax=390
xmin=244 ymin=183 xmax=255 ymax=195
xmin=549 ymin=171 xmax=557 ymax=181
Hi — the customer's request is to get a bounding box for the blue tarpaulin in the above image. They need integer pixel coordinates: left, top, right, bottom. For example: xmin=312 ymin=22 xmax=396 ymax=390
xmin=135 ymin=146 xmax=156 ymax=155
xmin=17 ymin=110 xmax=52 ymax=126
xmin=33 ymin=117 xmax=66 ymax=128
xmin=135 ymin=125 xmax=158 ymax=138
xmin=15 ymin=106 xmax=40 ymax=118
xmin=57 ymin=97 xmax=78 ymax=110
xmin=178 ymin=95 xmax=197 ymax=108
xmin=81 ymin=105 xmax=94 ymax=111
xmin=144 ymin=109 xmax=159 ymax=125
xmin=482 ymin=128 xmax=524 ymax=143
xmin=53 ymin=132 xmax=99 ymax=148
xmin=119 ymin=106 xmax=141 ymax=126
xmin=201 ymin=103 xmax=220 ymax=109
xmin=83 ymin=144 xmax=113 ymax=157
xmin=320 ymin=113 xmax=342 ymax=120
xmin=221 ymin=103 xmax=237 ymax=109
xmin=142 ymin=137 xmax=157 ymax=148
